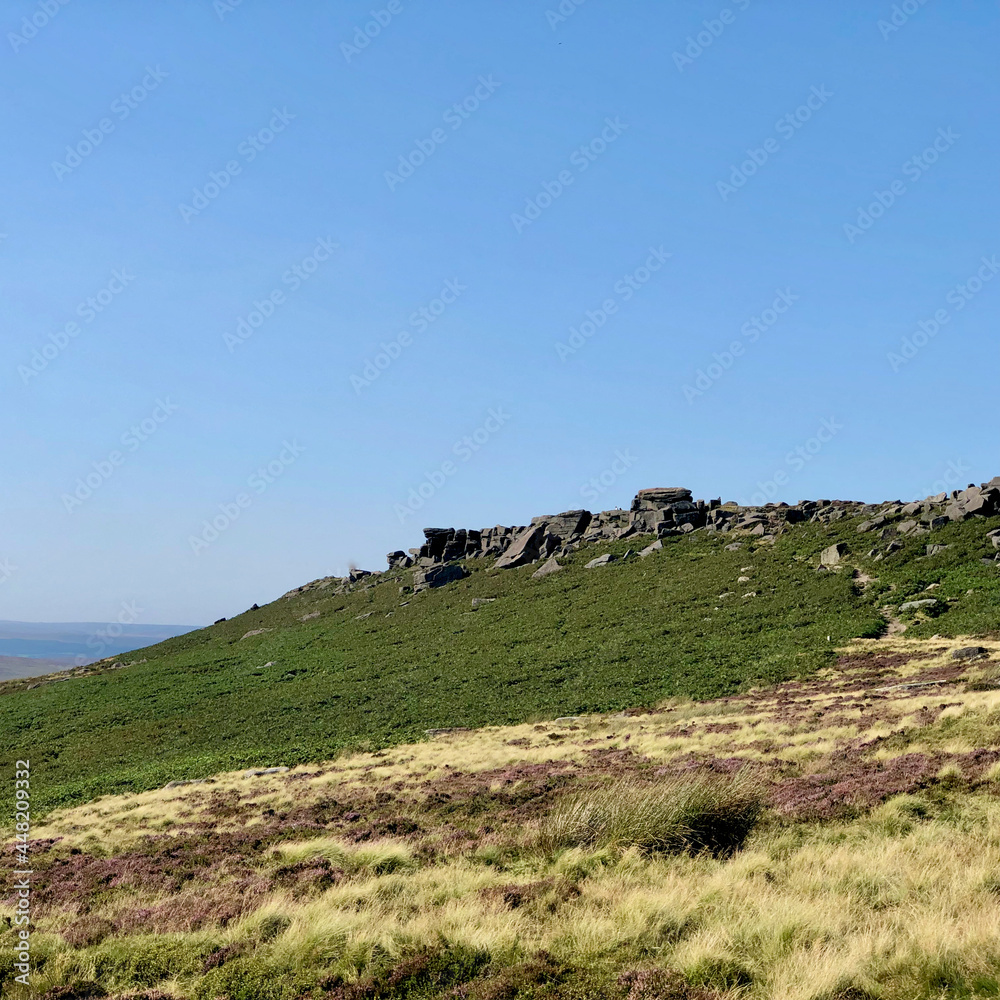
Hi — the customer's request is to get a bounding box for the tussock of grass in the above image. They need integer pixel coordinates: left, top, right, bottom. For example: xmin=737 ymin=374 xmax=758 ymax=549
xmin=539 ymin=772 xmax=765 ymax=857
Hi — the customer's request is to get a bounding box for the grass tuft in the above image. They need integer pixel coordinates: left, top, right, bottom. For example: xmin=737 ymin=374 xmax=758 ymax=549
xmin=538 ymin=772 xmax=765 ymax=857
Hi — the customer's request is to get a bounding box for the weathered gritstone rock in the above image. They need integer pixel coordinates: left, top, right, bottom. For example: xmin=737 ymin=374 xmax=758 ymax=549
xmin=900 ymin=599 xmax=940 ymax=612
xmin=585 ymin=553 xmax=616 ymax=569
xmin=820 ymin=543 xmax=848 ymax=567
xmin=413 ymin=563 xmax=468 ymax=592
xmin=531 ymin=556 xmax=563 ymax=579
xmin=372 ymin=477 xmax=1000 ymax=587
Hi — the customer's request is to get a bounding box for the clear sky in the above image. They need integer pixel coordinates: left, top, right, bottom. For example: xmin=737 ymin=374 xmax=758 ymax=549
xmin=1 ymin=0 xmax=997 ymax=626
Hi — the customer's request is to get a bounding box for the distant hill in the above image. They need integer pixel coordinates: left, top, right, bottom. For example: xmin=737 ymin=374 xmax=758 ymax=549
xmin=0 ymin=620 xmax=196 ymax=669
xmin=0 ymin=654 xmax=77 ymax=681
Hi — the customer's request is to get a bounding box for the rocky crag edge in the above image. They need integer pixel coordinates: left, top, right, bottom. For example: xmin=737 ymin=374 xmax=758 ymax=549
xmin=281 ymin=478 xmax=1000 ymax=599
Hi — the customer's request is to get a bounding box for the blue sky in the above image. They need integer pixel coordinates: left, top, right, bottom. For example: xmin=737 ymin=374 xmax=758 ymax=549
xmin=1 ymin=0 xmax=997 ymax=625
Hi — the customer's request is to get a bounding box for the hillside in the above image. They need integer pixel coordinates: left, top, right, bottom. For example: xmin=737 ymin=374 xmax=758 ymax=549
xmin=3 ymin=637 xmax=1000 ymax=999
xmin=2 ymin=484 xmax=1000 ymax=820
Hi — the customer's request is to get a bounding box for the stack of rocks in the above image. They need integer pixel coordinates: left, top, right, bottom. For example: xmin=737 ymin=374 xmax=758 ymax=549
xmin=628 ymin=487 xmax=715 ymax=535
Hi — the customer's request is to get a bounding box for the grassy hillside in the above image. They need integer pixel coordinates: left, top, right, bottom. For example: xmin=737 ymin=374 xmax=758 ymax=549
xmin=4 ymin=638 xmax=1000 ymax=1000
xmin=2 ymin=510 xmax=999 ymax=819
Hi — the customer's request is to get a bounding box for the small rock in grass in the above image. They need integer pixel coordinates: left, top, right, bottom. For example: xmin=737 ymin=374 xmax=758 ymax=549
xmin=899 ymin=599 xmax=939 ymax=612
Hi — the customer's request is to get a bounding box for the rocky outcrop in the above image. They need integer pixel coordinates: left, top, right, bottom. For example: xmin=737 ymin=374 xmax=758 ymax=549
xmin=377 ymin=478 xmax=1000 ymax=591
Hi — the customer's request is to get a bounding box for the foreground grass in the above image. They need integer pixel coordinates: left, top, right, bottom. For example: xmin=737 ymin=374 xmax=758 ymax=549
xmin=3 ymin=509 xmax=1000 ymax=818
xmin=4 ymin=640 xmax=1000 ymax=999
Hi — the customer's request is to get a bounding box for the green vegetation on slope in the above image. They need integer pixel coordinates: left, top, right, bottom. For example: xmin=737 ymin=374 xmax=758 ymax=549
xmin=2 ymin=510 xmax=998 ymax=817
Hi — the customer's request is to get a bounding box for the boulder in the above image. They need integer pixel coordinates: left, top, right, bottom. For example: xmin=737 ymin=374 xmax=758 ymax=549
xmin=531 ymin=510 xmax=592 ymax=540
xmin=413 ymin=563 xmax=468 ymax=592
xmin=639 ymin=539 xmax=662 ymax=558
xmin=962 ymin=494 xmax=996 ymax=518
xmin=631 ymin=487 xmax=693 ymax=509
xmin=857 ymin=516 xmax=887 ymax=533
xmin=820 ymin=543 xmax=847 ymax=567
xmin=493 ymin=524 xmax=545 ymax=570
xmin=585 ymin=554 xmax=616 ymax=569
xmin=532 ymin=556 xmax=563 ymax=579
xmin=899 ymin=598 xmax=939 ymax=612
xmin=926 ymin=544 xmax=950 ymax=557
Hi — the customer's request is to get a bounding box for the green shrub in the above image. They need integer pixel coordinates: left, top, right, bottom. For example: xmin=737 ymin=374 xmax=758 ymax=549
xmin=194 ymin=960 xmax=287 ymax=1000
